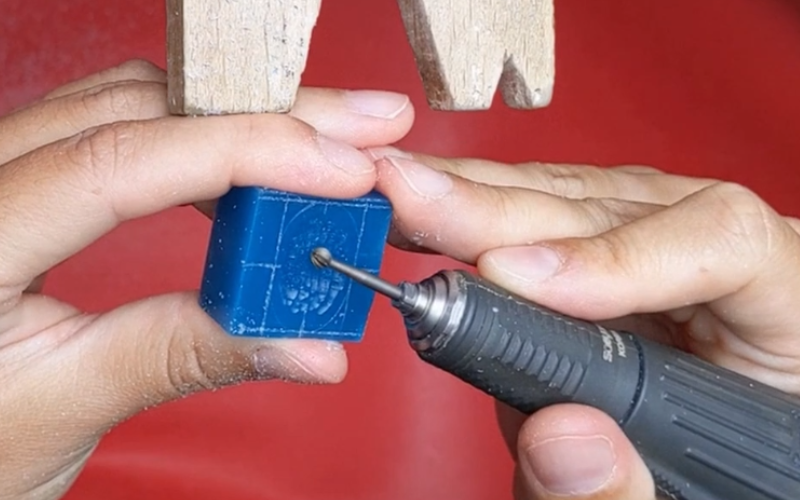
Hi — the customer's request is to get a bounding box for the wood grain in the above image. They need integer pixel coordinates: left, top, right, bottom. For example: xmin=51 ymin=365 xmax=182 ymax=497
xmin=397 ymin=0 xmax=555 ymax=110
xmin=166 ymin=0 xmax=322 ymax=115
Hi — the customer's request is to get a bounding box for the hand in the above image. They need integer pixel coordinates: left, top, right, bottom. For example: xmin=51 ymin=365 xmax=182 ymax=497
xmin=0 ymin=60 xmax=414 ymax=499
xmin=369 ymin=147 xmax=800 ymax=500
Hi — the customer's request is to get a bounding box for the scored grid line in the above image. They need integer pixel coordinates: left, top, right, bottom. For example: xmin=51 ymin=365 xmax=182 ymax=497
xmin=239 ymin=327 xmax=362 ymax=337
xmin=334 ymin=205 xmax=370 ymax=334
xmin=257 ymin=197 xmax=291 ymax=335
xmin=296 ymin=199 xmax=333 ymax=336
xmin=318 ymin=205 xmax=366 ymax=338
xmin=256 ymin=194 xmax=391 ymax=211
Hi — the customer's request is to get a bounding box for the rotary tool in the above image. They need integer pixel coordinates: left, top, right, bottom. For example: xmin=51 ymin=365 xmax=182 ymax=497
xmin=310 ymin=247 xmax=800 ymax=500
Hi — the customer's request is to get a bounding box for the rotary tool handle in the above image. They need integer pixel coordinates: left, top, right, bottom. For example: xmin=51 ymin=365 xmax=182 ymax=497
xmin=629 ymin=338 xmax=800 ymax=500
xmin=414 ymin=271 xmax=645 ymax=421
xmin=414 ymin=271 xmax=800 ymax=500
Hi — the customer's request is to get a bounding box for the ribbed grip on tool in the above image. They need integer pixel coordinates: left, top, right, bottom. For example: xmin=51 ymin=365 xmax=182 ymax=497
xmin=415 ymin=271 xmax=643 ymax=422
xmin=625 ymin=338 xmax=800 ymax=500
xmin=415 ymin=271 xmax=800 ymax=500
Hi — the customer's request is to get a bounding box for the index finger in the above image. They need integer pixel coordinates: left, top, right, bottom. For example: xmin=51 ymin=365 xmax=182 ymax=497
xmin=0 ymin=114 xmax=378 ymax=307
xmin=369 ymin=149 xmax=717 ymax=206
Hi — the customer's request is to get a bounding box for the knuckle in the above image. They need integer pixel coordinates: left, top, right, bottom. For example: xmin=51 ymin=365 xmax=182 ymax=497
xmin=104 ymin=83 xmax=144 ymax=115
xmin=701 ymin=182 xmax=779 ymax=260
xmin=538 ymin=164 xmax=590 ymax=198
xmin=166 ymin=329 xmax=217 ymax=396
xmin=72 ymin=123 xmax=124 ymax=173
xmin=163 ymin=299 xmax=251 ymax=396
xmin=78 ymin=81 xmax=165 ymax=119
xmin=70 ymin=126 xmax=115 ymax=177
xmin=67 ymin=122 xmax=140 ymax=209
xmin=534 ymin=164 xmax=624 ymax=200
xmin=578 ymin=198 xmax=639 ymax=232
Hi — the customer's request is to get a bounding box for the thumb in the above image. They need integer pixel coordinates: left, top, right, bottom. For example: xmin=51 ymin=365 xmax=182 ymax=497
xmin=38 ymin=292 xmax=347 ymax=429
xmin=515 ymin=404 xmax=657 ymax=500
xmin=0 ymin=292 xmax=347 ymax=499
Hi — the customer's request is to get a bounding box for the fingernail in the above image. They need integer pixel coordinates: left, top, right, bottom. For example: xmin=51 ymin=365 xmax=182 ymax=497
xmin=252 ymin=345 xmax=324 ymax=383
xmin=524 ymin=436 xmax=616 ymax=495
xmin=317 ymin=134 xmax=375 ymax=175
xmin=486 ymin=246 xmax=562 ymax=283
xmin=386 ymin=156 xmax=453 ymax=199
xmin=365 ymin=146 xmax=413 ymax=161
xmin=344 ymin=90 xmax=409 ymax=119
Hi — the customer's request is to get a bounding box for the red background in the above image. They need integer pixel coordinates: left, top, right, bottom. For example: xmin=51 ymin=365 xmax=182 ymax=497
xmin=3 ymin=1 xmax=800 ymax=499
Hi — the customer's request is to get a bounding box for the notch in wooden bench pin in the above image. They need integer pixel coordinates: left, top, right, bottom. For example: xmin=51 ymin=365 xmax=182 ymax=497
xmin=397 ymin=0 xmax=555 ymax=110
xmin=166 ymin=0 xmax=393 ymax=343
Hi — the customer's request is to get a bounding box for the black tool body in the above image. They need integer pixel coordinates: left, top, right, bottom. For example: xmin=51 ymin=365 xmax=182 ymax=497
xmin=399 ymin=270 xmax=800 ymax=500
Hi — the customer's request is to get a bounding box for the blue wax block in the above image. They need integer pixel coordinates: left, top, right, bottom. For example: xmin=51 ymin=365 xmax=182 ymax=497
xmin=199 ymin=186 xmax=392 ymax=342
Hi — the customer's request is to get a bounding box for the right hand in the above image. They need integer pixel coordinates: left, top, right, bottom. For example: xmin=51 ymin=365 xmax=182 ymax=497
xmin=0 ymin=59 xmax=414 ymax=500
xmin=370 ymin=148 xmax=800 ymax=500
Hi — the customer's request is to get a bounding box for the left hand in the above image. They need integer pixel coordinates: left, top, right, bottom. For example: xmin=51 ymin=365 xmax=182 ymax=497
xmin=0 ymin=60 xmax=414 ymax=500
xmin=368 ymin=146 xmax=800 ymax=500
